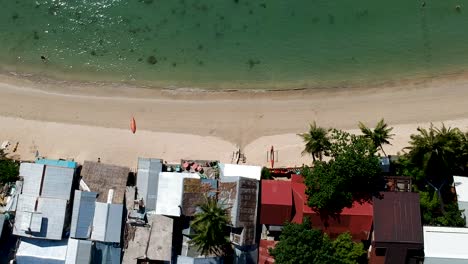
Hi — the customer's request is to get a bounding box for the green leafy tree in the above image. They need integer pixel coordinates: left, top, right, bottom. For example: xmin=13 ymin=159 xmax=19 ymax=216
xmin=298 ymin=122 xmax=330 ymax=162
xmin=269 ymin=220 xmax=365 ymax=264
xmin=189 ymin=196 xmax=231 ymax=256
xmin=304 ymin=130 xmax=382 ymax=217
xmin=261 ymin=166 xmax=272 ymax=179
xmin=358 ymin=118 xmax=394 ymax=156
xmin=0 ymin=149 xmax=19 ymax=184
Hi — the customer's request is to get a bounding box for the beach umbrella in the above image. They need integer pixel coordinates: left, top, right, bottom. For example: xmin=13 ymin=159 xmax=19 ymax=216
xmin=130 ymin=117 xmax=136 ymax=134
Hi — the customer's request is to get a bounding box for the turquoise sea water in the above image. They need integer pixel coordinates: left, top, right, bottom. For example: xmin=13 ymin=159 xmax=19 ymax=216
xmin=0 ymin=0 xmax=467 ymax=90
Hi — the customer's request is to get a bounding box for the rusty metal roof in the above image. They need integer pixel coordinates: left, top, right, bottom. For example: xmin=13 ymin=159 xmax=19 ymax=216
xmin=373 ymin=192 xmax=423 ymax=244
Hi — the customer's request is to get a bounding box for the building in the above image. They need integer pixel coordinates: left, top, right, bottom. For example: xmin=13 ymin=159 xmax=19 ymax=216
xmin=453 ymin=176 xmax=468 ymax=225
xmin=219 ymin=163 xmax=262 ymax=181
xmin=65 ymin=238 xmax=92 ymax=264
xmin=14 ymin=162 xmax=75 ymax=240
xmin=80 ymin=161 xmax=130 ymax=204
xmin=291 ymin=176 xmax=373 ymax=241
xmin=424 ymin=226 xmax=468 ymax=264
xmin=370 ymin=192 xmax=424 ymax=264
xmin=15 ymin=238 xmax=68 ymax=264
xmin=260 ymin=180 xmax=292 ymax=226
xmin=35 ymin=158 xmax=77 ymax=169
xmin=136 ymin=158 xmax=163 ymax=211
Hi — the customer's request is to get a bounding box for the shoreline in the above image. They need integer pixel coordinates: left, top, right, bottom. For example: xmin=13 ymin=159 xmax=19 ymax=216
xmin=1 ymin=72 xmax=468 ymax=167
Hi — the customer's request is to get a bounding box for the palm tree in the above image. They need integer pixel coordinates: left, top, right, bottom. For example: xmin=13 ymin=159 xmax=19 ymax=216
xmin=405 ymin=123 xmax=461 ymax=212
xmin=189 ymin=196 xmax=231 ymax=257
xmin=358 ymin=118 xmax=394 ymax=156
xmin=298 ymin=122 xmax=330 ymax=162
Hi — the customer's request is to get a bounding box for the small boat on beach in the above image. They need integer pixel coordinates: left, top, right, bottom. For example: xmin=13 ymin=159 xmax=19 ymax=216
xmin=130 ymin=117 xmax=136 ymax=134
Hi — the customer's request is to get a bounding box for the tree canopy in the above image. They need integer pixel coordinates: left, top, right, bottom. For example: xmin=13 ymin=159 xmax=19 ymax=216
xmin=0 ymin=149 xmax=19 ymax=184
xmin=269 ymin=220 xmax=365 ymax=264
xmin=298 ymin=122 xmax=330 ymax=162
xmin=303 ymin=129 xmax=382 ymax=217
xmin=189 ymin=196 xmax=231 ymax=256
xmin=358 ymin=118 xmax=394 ymax=156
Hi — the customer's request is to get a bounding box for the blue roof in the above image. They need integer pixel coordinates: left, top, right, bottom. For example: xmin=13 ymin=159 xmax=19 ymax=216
xmin=36 ymin=158 xmax=77 ymax=169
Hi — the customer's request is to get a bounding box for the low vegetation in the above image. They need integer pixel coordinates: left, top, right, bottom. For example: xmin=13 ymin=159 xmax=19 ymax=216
xmin=0 ymin=149 xmax=19 ymax=185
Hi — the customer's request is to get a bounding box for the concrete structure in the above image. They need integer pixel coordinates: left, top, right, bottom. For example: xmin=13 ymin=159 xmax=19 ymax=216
xmin=424 ymin=226 xmax=468 ymax=264
xmin=453 ymin=176 xmax=468 ymax=225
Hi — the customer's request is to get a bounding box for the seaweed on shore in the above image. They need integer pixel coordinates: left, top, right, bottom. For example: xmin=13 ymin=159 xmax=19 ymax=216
xmin=147 ymin=55 xmax=158 ymax=64
xmin=247 ymin=59 xmax=260 ymax=69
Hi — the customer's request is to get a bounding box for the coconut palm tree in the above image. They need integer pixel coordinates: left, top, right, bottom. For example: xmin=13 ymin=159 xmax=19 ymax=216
xmin=189 ymin=196 xmax=231 ymax=257
xmin=358 ymin=118 xmax=394 ymax=156
xmin=298 ymin=122 xmax=330 ymax=162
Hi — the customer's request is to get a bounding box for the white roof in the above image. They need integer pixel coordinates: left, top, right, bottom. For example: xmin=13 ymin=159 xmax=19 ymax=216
xmin=37 ymin=197 xmax=68 ymax=240
xmin=155 ymin=172 xmax=200 ymax=217
xmin=65 ymin=238 xmax=92 ymax=264
xmin=219 ymin=163 xmax=261 ymax=181
xmin=20 ymin=163 xmax=44 ymax=196
xmin=91 ymin=202 xmax=123 ymax=243
xmin=41 ymin=166 xmax=74 ymax=200
xmin=16 ymin=238 xmax=68 ymax=264
xmin=454 ymin=176 xmax=468 ymax=202
xmin=424 ymin=226 xmax=468 ymax=260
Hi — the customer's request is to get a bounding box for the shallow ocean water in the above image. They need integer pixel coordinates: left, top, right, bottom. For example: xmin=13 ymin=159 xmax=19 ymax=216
xmin=0 ymin=0 xmax=467 ymax=90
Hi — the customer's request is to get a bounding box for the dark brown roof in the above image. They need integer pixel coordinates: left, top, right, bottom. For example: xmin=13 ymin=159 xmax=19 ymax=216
xmin=373 ymin=192 xmax=423 ymax=244
xmin=81 ymin=161 xmax=130 ymax=204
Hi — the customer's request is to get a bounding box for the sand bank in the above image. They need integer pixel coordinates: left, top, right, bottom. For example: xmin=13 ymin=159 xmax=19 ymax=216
xmin=1 ymin=73 xmax=468 ymax=167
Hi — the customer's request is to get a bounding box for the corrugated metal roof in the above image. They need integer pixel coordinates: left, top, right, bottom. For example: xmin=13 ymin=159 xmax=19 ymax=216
xmin=70 ymin=190 xmax=97 ymax=239
xmin=0 ymin=214 xmax=5 ymax=238
xmin=16 ymin=238 xmax=68 ymax=264
xmin=291 ymin=182 xmax=373 ymax=241
xmin=155 ymin=172 xmax=200 ymax=217
xmin=16 ymin=194 xmax=37 ymax=212
xmin=220 ymin=163 xmax=261 ymax=181
xmin=41 ymin=166 xmax=74 ymax=200
xmin=19 ymin=212 xmax=42 ymax=232
xmin=36 ymin=158 xmax=77 ymax=169
xmin=36 ymin=197 xmax=68 ymax=240
xmin=19 ymin=163 xmax=44 ymax=196
xmin=260 ymin=180 xmax=292 ymax=225
xmin=136 ymin=158 xmax=162 ymax=211
xmin=424 ymin=226 xmax=468 ymax=261
xmin=91 ymin=202 xmax=123 ymax=243
xmin=66 ymin=238 xmax=92 ymax=264
xmin=177 ymin=256 xmax=223 ymax=264
xmin=373 ymin=192 xmax=423 ymax=244
xmin=93 ymin=242 xmax=121 ymax=264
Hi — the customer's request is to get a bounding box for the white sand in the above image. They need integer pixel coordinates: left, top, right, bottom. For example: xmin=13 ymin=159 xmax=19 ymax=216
xmin=1 ymin=73 xmax=468 ymax=168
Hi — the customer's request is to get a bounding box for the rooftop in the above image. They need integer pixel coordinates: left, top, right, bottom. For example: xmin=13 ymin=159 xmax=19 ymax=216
xmin=16 ymin=238 xmax=68 ymax=263
xmin=91 ymin=202 xmax=123 ymax=243
xmin=423 ymin=226 xmax=468 ymax=260
xmin=219 ymin=163 xmax=262 ymax=181
xmin=35 ymin=158 xmax=77 ymax=169
xmin=136 ymin=158 xmax=162 ymax=211
xmin=373 ymin=192 xmax=423 ymax=244
xmin=65 ymin=238 xmax=92 ymax=264
xmin=454 ymin=176 xmax=468 ymax=202
xmin=81 ymin=161 xmax=130 ymax=204
xmin=70 ymin=190 xmax=97 ymax=239
xmin=261 ymin=180 xmax=292 ymax=206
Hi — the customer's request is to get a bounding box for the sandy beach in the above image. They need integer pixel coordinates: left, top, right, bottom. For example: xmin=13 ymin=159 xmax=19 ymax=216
xmin=1 ymin=72 xmax=468 ymax=168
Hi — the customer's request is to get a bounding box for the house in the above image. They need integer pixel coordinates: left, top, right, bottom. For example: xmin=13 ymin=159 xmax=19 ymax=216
xmin=80 ymin=161 xmax=130 ymax=204
xmin=15 ymin=238 xmax=68 ymax=264
xmin=123 ymin=214 xmax=174 ymax=263
xmin=136 ymin=158 xmax=163 ymax=211
xmin=14 ymin=162 xmax=75 ymax=240
xmin=35 ymin=158 xmax=77 ymax=169
xmin=453 ymin=176 xmax=468 ymax=225
xmin=291 ymin=175 xmax=373 ymax=241
xmin=260 ymin=180 xmax=292 ymax=226
xmin=70 ymin=191 xmax=97 ymax=239
xmin=423 ymin=226 xmax=468 ymax=264
xmin=370 ymin=192 xmax=424 ymax=264
xmin=65 ymin=238 xmax=92 ymax=264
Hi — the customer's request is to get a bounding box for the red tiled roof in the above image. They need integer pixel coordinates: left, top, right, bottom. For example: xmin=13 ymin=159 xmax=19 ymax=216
xmin=291 ymin=174 xmax=304 ymax=183
xmin=260 ymin=180 xmax=293 ymax=225
xmin=291 ymin=181 xmax=373 ymax=241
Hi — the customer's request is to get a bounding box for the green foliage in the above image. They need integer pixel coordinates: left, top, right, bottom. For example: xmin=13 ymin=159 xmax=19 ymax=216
xmin=189 ymin=196 xmax=231 ymax=256
xmin=358 ymin=118 xmax=394 ymax=156
xmin=261 ymin=166 xmax=272 ymax=179
xmin=269 ymin=221 xmax=365 ymax=264
xmin=0 ymin=149 xmax=19 ymax=184
xmin=304 ymin=130 xmax=382 ymax=216
xmin=298 ymin=121 xmax=331 ymax=162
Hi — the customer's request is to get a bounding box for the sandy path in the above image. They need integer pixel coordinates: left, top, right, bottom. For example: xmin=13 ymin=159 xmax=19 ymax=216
xmin=1 ymin=74 xmax=468 ymax=167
